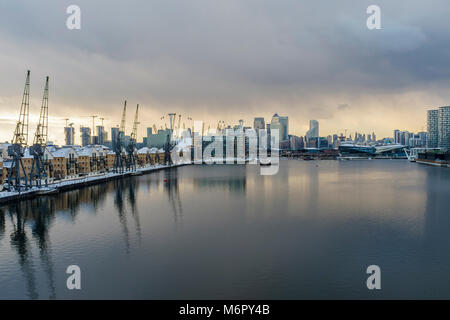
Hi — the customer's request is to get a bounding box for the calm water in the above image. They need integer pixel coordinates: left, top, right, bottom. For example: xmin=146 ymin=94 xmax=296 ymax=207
xmin=1 ymin=160 xmax=450 ymax=299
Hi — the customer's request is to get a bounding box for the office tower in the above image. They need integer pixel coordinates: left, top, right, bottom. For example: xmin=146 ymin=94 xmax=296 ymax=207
xmin=270 ymin=114 xmax=283 ymax=140
xmin=80 ymin=126 xmax=91 ymax=147
xmin=254 ymin=117 xmax=265 ymax=130
xmin=269 ymin=114 xmax=288 ymax=141
xmin=306 ymin=120 xmax=319 ymax=142
xmin=279 ymin=116 xmax=289 ymax=141
xmin=64 ymin=125 xmax=75 ymax=145
xmin=427 ymin=109 xmax=439 ymax=148
xmin=147 ymin=127 xmax=153 ymax=138
xmin=438 ymin=106 xmax=450 ymax=150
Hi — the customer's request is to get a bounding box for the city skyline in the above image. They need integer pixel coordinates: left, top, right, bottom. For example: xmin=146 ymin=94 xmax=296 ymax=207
xmin=2 ymin=1 xmax=450 ymax=143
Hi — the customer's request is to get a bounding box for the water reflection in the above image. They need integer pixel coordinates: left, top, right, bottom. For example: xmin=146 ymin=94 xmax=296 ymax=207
xmin=193 ymin=165 xmax=246 ymax=194
xmin=128 ymin=178 xmax=142 ymax=244
xmin=0 ymin=174 xmax=168 ymax=298
xmin=8 ymin=202 xmax=38 ymax=299
xmin=2 ymin=162 xmax=450 ymax=299
xmin=163 ymin=168 xmax=183 ymax=226
xmin=424 ymin=167 xmax=450 ymax=245
xmin=114 ymin=179 xmax=130 ymax=254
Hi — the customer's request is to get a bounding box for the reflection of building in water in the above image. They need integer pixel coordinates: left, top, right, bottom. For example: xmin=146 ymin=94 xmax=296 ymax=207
xmin=193 ymin=177 xmax=246 ymax=194
xmin=423 ymin=168 xmax=450 ymax=244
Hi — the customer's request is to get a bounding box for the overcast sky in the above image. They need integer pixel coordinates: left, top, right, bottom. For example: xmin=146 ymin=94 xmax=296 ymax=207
xmin=1 ymin=0 xmax=450 ymax=144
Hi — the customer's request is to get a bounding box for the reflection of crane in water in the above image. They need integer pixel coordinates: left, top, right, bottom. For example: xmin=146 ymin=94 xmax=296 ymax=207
xmin=0 ymin=207 xmax=5 ymax=242
xmin=114 ymin=179 xmax=130 ymax=254
xmin=127 ymin=178 xmax=142 ymax=244
xmin=30 ymin=197 xmax=56 ymax=299
xmin=8 ymin=201 xmax=38 ymax=299
xmin=163 ymin=168 xmax=183 ymax=227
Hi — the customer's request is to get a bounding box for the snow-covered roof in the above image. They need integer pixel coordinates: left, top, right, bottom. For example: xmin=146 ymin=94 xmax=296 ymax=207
xmin=137 ymin=147 xmax=151 ymax=154
xmin=77 ymin=146 xmax=99 ymax=157
xmin=2 ymin=160 xmax=13 ymax=169
xmin=23 ymin=148 xmax=33 ymax=159
xmin=52 ymin=147 xmax=78 ymax=158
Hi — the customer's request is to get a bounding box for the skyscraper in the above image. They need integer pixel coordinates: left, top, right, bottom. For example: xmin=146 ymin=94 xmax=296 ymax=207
xmin=253 ymin=117 xmax=265 ymax=130
xmin=270 ymin=114 xmax=288 ymax=141
xmin=270 ymin=114 xmax=283 ymax=141
xmin=64 ymin=125 xmax=75 ymax=146
xmin=111 ymin=127 xmax=120 ymax=147
xmin=427 ymin=109 xmax=439 ymax=148
xmin=438 ymin=106 xmax=450 ymax=150
xmin=96 ymin=125 xmax=105 ymax=145
xmin=279 ymin=116 xmax=289 ymax=141
xmin=306 ymin=120 xmax=319 ymax=141
xmin=80 ymin=126 xmax=91 ymax=147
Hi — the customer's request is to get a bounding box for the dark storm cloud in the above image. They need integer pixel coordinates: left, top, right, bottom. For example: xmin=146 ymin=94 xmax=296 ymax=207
xmin=1 ymin=0 xmax=450 ymax=138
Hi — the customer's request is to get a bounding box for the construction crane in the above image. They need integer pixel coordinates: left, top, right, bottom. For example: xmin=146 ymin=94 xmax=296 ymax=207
xmin=99 ymin=117 xmax=108 ymax=127
xmin=7 ymin=70 xmax=31 ymax=191
xmin=30 ymin=76 xmax=50 ymax=188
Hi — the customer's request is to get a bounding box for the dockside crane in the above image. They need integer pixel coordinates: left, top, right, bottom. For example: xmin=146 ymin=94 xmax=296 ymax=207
xmin=29 ymin=76 xmax=49 ymax=188
xmin=113 ymin=100 xmax=127 ymax=173
xmin=7 ymin=70 xmax=31 ymax=191
xmin=126 ymin=104 xmax=139 ymax=171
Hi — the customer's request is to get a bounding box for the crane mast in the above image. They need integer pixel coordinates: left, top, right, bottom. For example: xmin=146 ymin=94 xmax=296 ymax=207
xmin=131 ymin=104 xmax=139 ymax=142
xmin=12 ymin=70 xmax=30 ymax=146
xmin=120 ymin=100 xmax=127 ymax=134
xmin=8 ymin=70 xmax=32 ymax=191
xmin=29 ymin=76 xmax=50 ymax=188
xmin=33 ymin=76 xmax=49 ymax=146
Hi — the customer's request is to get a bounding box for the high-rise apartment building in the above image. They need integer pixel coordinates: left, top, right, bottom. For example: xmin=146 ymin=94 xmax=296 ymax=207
xmin=64 ymin=126 xmax=75 ymax=146
xmin=80 ymin=126 xmax=91 ymax=147
xmin=427 ymin=109 xmax=439 ymax=148
xmin=438 ymin=106 xmax=450 ymax=150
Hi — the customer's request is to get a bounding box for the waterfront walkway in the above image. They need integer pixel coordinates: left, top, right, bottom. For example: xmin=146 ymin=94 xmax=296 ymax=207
xmin=0 ymin=162 xmax=188 ymax=204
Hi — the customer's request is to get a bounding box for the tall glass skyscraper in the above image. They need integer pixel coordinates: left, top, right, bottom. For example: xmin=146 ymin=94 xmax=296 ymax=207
xmin=253 ymin=117 xmax=265 ymax=130
xmin=279 ymin=116 xmax=289 ymax=141
xmin=438 ymin=106 xmax=450 ymax=150
xmin=306 ymin=120 xmax=319 ymax=141
xmin=427 ymin=109 xmax=438 ymax=148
